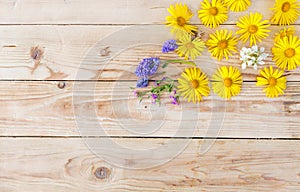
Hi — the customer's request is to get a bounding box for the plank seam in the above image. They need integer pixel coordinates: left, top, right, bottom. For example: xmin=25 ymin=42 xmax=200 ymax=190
xmin=2 ymin=136 xmax=300 ymax=140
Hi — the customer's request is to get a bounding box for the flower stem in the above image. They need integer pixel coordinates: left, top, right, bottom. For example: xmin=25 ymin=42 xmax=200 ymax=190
xmin=164 ymin=59 xmax=196 ymax=66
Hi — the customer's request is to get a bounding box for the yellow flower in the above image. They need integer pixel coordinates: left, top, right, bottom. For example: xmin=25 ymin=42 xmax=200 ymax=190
xmin=271 ymin=0 xmax=300 ymax=26
xmin=165 ymin=3 xmax=198 ymax=38
xmin=212 ymin=66 xmax=243 ymax=99
xmin=198 ymin=0 xmax=228 ymax=28
xmin=256 ymin=66 xmax=286 ymax=98
xmin=272 ymin=35 xmax=300 ymax=70
xmin=177 ymin=68 xmax=210 ymax=103
xmin=206 ymin=29 xmax=238 ymax=61
xmin=176 ymin=33 xmax=206 ymax=60
xmin=223 ymin=0 xmax=251 ymax=12
xmin=274 ymin=26 xmax=296 ymax=42
xmin=236 ymin=12 xmax=271 ymax=46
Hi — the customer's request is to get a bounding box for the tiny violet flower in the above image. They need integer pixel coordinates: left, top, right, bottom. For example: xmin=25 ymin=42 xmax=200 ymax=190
xmin=170 ymin=90 xmax=179 ymax=105
xmin=162 ymin=39 xmax=178 ymax=53
xmin=171 ymin=96 xmax=179 ymax=105
xmin=133 ymin=90 xmax=138 ymax=97
xmin=151 ymin=94 xmax=158 ymax=100
xmin=136 ymin=77 xmax=149 ymax=88
xmin=240 ymin=45 xmax=268 ymax=70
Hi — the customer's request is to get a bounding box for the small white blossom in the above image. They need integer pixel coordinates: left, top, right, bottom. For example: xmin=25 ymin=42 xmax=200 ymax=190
xmin=240 ymin=45 xmax=268 ymax=70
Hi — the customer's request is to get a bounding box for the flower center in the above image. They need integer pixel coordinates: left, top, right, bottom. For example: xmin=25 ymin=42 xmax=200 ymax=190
xmin=191 ymin=80 xmax=199 ymax=88
xmin=282 ymin=2 xmax=291 ymax=12
xmin=248 ymin=25 xmax=258 ymax=34
xmin=186 ymin=42 xmax=195 ymax=49
xmin=209 ymin=7 xmax=218 ymax=16
xmin=224 ymin=78 xmax=232 ymax=87
xmin=269 ymin=77 xmax=277 ymax=86
xmin=219 ymin=40 xmax=228 ymax=49
xmin=177 ymin=17 xmax=186 ymax=27
xmin=284 ymin=48 xmax=295 ymax=58
xmin=280 ymin=32 xmax=287 ymax=38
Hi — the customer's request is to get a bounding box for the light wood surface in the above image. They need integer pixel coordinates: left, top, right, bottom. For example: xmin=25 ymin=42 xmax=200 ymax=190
xmin=1 ymin=138 xmax=300 ymax=191
xmin=0 ymin=25 xmax=299 ymax=81
xmin=0 ymin=0 xmax=299 ymax=24
xmin=0 ymin=81 xmax=299 ymax=138
xmin=1 ymin=0 xmax=300 ymax=191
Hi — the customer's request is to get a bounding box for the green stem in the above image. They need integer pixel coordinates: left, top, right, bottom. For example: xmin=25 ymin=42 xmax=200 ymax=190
xmin=164 ymin=59 xmax=196 ymax=66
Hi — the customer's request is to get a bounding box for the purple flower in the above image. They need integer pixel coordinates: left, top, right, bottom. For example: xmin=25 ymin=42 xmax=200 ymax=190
xmin=133 ymin=90 xmax=138 ymax=97
xmin=135 ymin=58 xmax=160 ymax=78
xmin=136 ymin=77 xmax=149 ymax=88
xmin=151 ymin=94 xmax=158 ymax=99
xmin=171 ymin=97 xmax=179 ymax=105
xmin=162 ymin=39 xmax=178 ymax=53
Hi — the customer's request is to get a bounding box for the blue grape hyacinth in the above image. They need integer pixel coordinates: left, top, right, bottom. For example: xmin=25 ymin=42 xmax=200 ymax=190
xmin=135 ymin=57 xmax=160 ymax=78
xmin=162 ymin=39 xmax=178 ymax=53
xmin=136 ymin=77 xmax=149 ymax=88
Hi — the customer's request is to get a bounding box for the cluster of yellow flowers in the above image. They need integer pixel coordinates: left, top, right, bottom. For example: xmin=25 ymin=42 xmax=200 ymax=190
xmin=164 ymin=0 xmax=300 ymax=102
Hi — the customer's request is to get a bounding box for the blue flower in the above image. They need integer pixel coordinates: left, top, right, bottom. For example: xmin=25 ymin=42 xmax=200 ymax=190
xmin=136 ymin=77 xmax=149 ymax=88
xmin=162 ymin=39 xmax=178 ymax=53
xmin=135 ymin=57 xmax=160 ymax=78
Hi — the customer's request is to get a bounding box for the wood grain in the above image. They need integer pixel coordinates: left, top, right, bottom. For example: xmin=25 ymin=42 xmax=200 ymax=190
xmin=0 ymin=0 xmax=299 ymax=24
xmin=1 ymin=138 xmax=300 ymax=191
xmin=0 ymin=25 xmax=299 ymax=81
xmin=0 ymin=81 xmax=299 ymax=138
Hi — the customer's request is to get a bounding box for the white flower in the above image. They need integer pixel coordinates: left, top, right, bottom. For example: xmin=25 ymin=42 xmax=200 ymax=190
xmin=242 ymin=62 xmax=247 ymax=69
xmin=239 ymin=46 xmax=268 ymax=70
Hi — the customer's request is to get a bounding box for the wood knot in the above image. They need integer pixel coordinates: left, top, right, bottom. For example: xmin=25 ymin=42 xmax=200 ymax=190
xmin=57 ymin=82 xmax=66 ymax=89
xmin=100 ymin=47 xmax=111 ymax=57
xmin=94 ymin=167 xmax=110 ymax=179
xmin=30 ymin=46 xmax=44 ymax=61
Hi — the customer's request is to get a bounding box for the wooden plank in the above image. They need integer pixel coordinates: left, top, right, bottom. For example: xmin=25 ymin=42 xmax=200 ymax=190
xmin=0 ymin=25 xmax=299 ymax=81
xmin=0 ymin=0 xmax=299 ymax=24
xmin=0 ymin=81 xmax=299 ymax=138
xmin=1 ymin=138 xmax=300 ymax=191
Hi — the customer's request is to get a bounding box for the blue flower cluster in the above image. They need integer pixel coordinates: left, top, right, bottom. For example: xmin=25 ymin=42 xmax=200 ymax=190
xmin=135 ymin=57 xmax=160 ymax=88
xmin=136 ymin=77 xmax=149 ymax=88
xmin=162 ymin=39 xmax=178 ymax=53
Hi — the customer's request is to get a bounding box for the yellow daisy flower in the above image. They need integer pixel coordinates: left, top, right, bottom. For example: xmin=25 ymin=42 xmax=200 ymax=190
xmin=198 ymin=0 xmax=228 ymax=28
xmin=272 ymin=35 xmax=300 ymax=70
xmin=212 ymin=66 xmax=243 ymax=99
xmin=223 ymin=0 xmax=251 ymax=12
xmin=206 ymin=29 xmax=238 ymax=61
xmin=236 ymin=12 xmax=271 ymax=46
xmin=177 ymin=68 xmax=210 ymax=103
xmin=176 ymin=33 xmax=206 ymax=60
xmin=271 ymin=0 xmax=300 ymax=26
xmin=256 ymin=66 xmax=287 ymax=98
xmin=274 ymin=26 xmax=296 ymax=42
xmin=165 ymin=3 xmax=198 ymax=38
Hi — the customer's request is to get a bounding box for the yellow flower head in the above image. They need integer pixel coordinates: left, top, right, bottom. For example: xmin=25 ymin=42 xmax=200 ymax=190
xmin=165 ymin=3 xmax=198 ymax=38
xmin=256 ymin=66 xmax=287 ymax=98
xmin=272 ymin=35 xmax=300 ymax=70
xmin=176 ymin=33 xmax=206 ymax=60
xmin=177 ymin=68 xmax=210 ymax=103
xmin=223 ymin=0 xmax=251 ymax=12
xmin=198 ymin=0 xmax=228 ymax=28
xmin=212 ymin=66 xmax=243 ymax=99
xmin=271 ymin=0 xmax=300 ymax=26
xmin=206 ymin=29 xmax=238 ymax=61
xmin=274 ymin=26 xmax=296 ymax=43
xmin=236 ymin=12 xmax=271 ymax=46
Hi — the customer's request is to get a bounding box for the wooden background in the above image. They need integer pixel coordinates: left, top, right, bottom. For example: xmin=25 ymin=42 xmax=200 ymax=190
xmin=0 ymin=0 xmax=300 ymax=191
